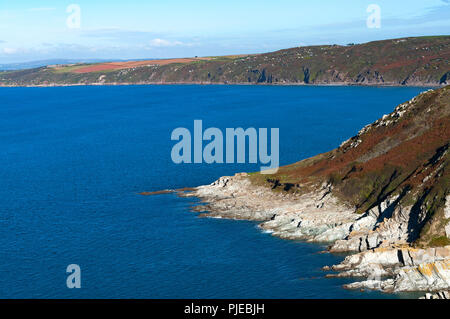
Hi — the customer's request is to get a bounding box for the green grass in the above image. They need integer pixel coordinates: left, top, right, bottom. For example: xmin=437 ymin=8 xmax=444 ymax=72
xmin=429 ymin=236 xmax=450 ymax=247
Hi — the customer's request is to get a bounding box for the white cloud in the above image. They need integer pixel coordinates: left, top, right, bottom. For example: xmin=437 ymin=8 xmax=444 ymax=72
xmin=149 ymin=38 xmax=184 ymax=47
xmin=2 ymin=47 xmax=18 ymax=54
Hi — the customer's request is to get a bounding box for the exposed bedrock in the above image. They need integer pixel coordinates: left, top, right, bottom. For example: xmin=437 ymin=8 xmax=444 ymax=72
xmin=186 ymin=173 xmax=450 ymax=293
xmin=184 ymin=87 xmax=450 ymax=294
xmin=335 ymin=246 xmax=450 ymax=292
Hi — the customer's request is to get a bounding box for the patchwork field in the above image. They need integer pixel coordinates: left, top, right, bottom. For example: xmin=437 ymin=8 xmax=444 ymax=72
xmin=49 ymin=57 xmax=214 ymax=74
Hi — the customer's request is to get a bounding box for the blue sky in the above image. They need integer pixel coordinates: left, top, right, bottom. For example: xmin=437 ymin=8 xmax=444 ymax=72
xmin=0 ymin=0 xmax=449 ymax=63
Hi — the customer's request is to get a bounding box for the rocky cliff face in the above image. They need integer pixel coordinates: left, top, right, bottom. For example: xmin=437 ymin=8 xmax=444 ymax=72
xmin=186 ymin=86 xmax=450 ymax=294
xmin=257 ymin=85 xmax=450 ymax=250
xmin=331 ymin=246 xmax=450 ymax=293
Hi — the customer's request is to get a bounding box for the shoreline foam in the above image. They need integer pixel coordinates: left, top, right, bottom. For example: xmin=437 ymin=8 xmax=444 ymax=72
xmin=181 ymin=173 xmax=450 ymax=297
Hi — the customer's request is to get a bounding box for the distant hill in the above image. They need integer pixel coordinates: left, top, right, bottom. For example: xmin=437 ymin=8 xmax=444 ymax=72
xmin=1 ymin=36 xmax=449 ymax=86
xmin=0 ymin=59 xmax=112 ymax=71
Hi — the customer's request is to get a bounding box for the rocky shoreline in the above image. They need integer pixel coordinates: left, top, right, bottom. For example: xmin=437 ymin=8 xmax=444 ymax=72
xmin=0 ymin=81 xmax=443 ymax=88
xmin=176 ymin=86 xmax=450 ymax=298
xmin=183 ymin=173 xmax=450 ymax=297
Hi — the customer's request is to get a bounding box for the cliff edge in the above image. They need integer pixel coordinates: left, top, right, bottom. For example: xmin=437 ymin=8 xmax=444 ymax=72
xmin=186 ymin=86 xmax=450 ymax=293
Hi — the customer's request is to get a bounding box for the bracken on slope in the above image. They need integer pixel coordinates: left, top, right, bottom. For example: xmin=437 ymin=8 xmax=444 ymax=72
xmin=251 ymin=85 xmax=450 ymax=248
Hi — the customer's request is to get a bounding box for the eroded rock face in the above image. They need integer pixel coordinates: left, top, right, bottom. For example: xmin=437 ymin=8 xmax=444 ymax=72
xmin=393 ymin=260 xmax=450 ymax=291
xmin=445 ymin=195 xmax=450 ymax=239
xmin=419 ymin=290 xmax=450 ymax=299
xmin=337 ymin=247 xmax=450 ymax=292
xmin=329 ymin=194 xmax=430 ymax=253
xmin=186 ymin=173 xmax=450 ymax=293
xmin=190 ymin=173 xmax=435 ymax=252
xmin=183 ymin=87 xmax=450 ymax=295
xmin=189 ymin=174 xmax=358 ymax=242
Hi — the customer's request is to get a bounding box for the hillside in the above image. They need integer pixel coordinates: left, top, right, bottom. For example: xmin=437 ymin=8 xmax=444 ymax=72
xmin=1 ymin=36 xmax=449 ymax=87
xmin=251 ymin=85 xmax=449 ymax=248
xmin=186 ymin=86 xmax=450 ymax=293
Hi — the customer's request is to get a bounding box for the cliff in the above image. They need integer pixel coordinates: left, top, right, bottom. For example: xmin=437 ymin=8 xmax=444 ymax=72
xmin=1 ymin=36 xmax=449 ymax=87
xmin=185 ymin=86 xmax=450 ymax=294
xmin=254 ymin=85 xmax=450 ymax=250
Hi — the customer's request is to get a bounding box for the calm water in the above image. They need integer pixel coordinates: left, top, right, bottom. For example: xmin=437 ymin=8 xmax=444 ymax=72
xmin=0 ymin=85 xmax=428 ymax=298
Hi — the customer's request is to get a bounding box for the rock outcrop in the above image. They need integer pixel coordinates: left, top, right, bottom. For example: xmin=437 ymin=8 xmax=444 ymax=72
xmin=187 ymin=172 xmax=450 ymax=293
xmin=419 ymin=290 xmax=450 ymax=299
xmin=184 ymin=86 xmax=450 ymax=294
xmin=333 ymin=246 xmax=450 ymax=292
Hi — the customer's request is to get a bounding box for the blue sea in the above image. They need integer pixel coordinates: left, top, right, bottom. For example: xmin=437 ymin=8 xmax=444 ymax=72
xmin=0 ymin=85 xmax=428 ymax=299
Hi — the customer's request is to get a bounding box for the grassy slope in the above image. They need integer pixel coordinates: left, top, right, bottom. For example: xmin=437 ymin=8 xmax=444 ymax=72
xmin=250 ymin=86 xmax=450 ymax=247
xmin=1 ymin=36 xmax=449 ymax=86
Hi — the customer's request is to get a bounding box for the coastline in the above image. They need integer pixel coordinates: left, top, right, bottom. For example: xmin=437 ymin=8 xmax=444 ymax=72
xmin=175 ymin=86 xmax=450 ymax=298
xmin=181 ymin=173 xmax=450 ymax=297
xmin=0 ymin=81 xmax=443 ymax=89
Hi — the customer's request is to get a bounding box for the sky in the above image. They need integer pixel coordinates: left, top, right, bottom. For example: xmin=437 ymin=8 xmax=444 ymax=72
xmin=0 ymin=0 xmax=449 ymax=63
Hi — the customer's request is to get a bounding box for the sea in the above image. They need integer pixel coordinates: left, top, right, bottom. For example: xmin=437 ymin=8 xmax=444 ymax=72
xmin=0 ymin=85 xmax=429 ymax=298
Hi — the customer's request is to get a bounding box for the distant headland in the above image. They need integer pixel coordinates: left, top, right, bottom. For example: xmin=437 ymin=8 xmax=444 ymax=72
xmin=1 ymin=36 xmax=449 ymax=87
